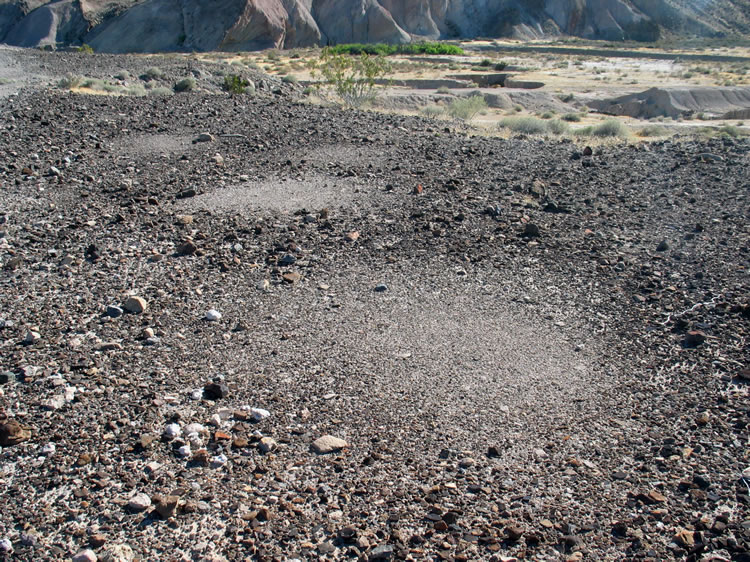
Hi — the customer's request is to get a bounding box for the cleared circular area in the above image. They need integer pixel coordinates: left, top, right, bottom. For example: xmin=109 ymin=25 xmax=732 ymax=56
xmin=180 ymin=175 xmax=360 ymax=213
xmin=237 ymin=269 xmax=604 ymax=459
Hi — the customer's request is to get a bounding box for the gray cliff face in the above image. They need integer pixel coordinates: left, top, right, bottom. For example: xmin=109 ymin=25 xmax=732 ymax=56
xmin=0 ymin=0 xmax=747 ymax=53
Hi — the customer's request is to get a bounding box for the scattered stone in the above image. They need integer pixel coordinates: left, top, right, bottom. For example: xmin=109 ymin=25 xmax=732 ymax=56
xmin=176 ymin=188 xmax=196 ymax=199
xmin=94 ymin=341 xmax=123 ymax=352
xmin=673 ymin=528 xmax=695 ymax=547
xmin=250 ymin=408 xmax=270 ymax=422
xmin=211 ymin=153 xmax=224 ymax=166
xmin=123 ymin=296 xmax=147 ymax=314
xmin=370 ymin=544 xmax=394 ymax=560
xmin=163 ymin=423 xmax=181 ymax=440
xmin=0 ymin=420 xmax=31 ymax=446
xmin=259 ymin=437 xmax=277 ymax=453
xmin=345 ymin=231 xmax=360 ymax=242
xmin=523 ymin=223 xmax=540 ymax=238
xmin=683 ymin=330 xmax=706 ymax=348
xmin=204 ymin=382 xmax=229 ymax=399
xmin=311 ymin=435 xmax=348 ymax=454
xmin=194 ymin=133 xmax=215 ymax=143
xmin=257 ymin=279 xmax=270 ymax=291
xmin=176 ymin=240 xmax=197 ymax=256
xmin=279 ymin=253 xmax=296 ymax=265
xmin=205 ymin=309 xmax=222 ymax=322
xmin=696 ymin=411 xmax=710 ymax=425
xmin=73 ymin=549 xmax=98 ymax=562
xmin=374 ymin=283 xmax=388 ymax=292
xmin=23 ymin=330 xmax=41 ymax=344
xmin=154 ymin=495 xmax=179 ymax=518
xmin=99 ymin=543 xmax=134 ymax=562
xmin=656 ymin=240 xmax=670 ymax=252
xmin=0 ymin=371 xmax=16 ymax=384
xmin=283 ymin=272 xmax=301 ymax=284
xmin=127 ymin=493 xmax=151 ymax=512
xmin=41 ymin=442 xmax=56 ymax=455
xmin=106 ymin=305 xmax=123 ymax=318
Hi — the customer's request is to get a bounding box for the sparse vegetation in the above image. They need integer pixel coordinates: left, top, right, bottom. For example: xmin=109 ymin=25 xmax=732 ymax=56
xmin=574 ymin=119 xmax=630 ymax=139
xmin=281 ymin=74 xmax=298 ymax=84
xmin=436 ymin=86 xmax=451 ymax=94
xmin=58 ymin=74 xmax=82 ymax=89
xmin=637 ymin=125 xmax=669 ymax=137
xmin=325 ymin=42 xmax=464 ymax=56
xmin=420 ymin=105 xmax=444 ymax=118
xmin=76 ymin=44 xmax=94 ymax=54
xmin=446 ymin=95 xmax=487 ymax=121
xmin=142 ymin=67 xmax=164 ymax=81
xmin=498 ymin=116 xmax=549 ymax=135
xmin=562 ymin=113 xmax=582 ymax=122
xmin=173 ymin=77 xmax=196 ymax=92
xmin=223 ymin=74 xmax=250 ymax=95
xmin=546 ymin=119 xmax=570 ymax=135
xmin=307 ymin=48 xmax=391 ymax=108
xmin=114 ymin=70 xmax=130 ymax=81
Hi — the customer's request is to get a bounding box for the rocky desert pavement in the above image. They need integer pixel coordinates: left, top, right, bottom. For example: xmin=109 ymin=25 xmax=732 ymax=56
xmin=0 ymin=48 xmax=748 ymax=562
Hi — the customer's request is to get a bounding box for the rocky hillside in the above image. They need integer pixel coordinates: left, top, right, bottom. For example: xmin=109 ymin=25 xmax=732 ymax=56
xmin=0 ymin=0 xmax=748 ymax=53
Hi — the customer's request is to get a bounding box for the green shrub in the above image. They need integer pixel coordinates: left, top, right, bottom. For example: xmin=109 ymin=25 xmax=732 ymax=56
xmin=447 ymin=95 xmax=487 ymax=121
xmin=637 ymin=125 xmax=668 ymax=137
xmin=513 ymin=104 xmax=523 ymax=112
xmin=223 ymin=74 xmax=250 ymax=94
xmin=142 ymin=67 xmax=164 ymax=81
xmin=716 ymin=124 xmax=746 ymax=137
xmin=325 ymin=42 xmax=463 ymax=56
xmin=540 ymin=111 xmax=555 ymax=119
xmin=173 ymin=77 xmax=196 ymax=92
xmin=436 ymin=85 xmax=451 ymax=94
xmin=58 ymin=74 xmax=82 ymax=89
xmin=494 ymin=61 xmax=508 ymax=71
xmin=282 ymin=74 xmax=298 ymax=84
xmin=421 ymin=105 xmax=444 ymax=118
xmin=479 ymin=58 xmax=492 ymax=67
xmin=562 ymin=112 xmax=582 ymax=122
xmin=81 ymin=78 xmax=105 ymax=90
xmin=308 ymin=49 xmax=391 ymax=108
xmin=546 ymin=119 xmax=570 ymax=135
xmin=114 ymin=70 xmax=130 ymax=81
xmin=498 ymin=116 xmax=549 ymax=135
xmin=557 ymin=93 xmax=575 ymax=103
xmin=591 ymin=119 xmax=630 ymax=138
xmin=76 ymin=44 xmax=94 ymax=54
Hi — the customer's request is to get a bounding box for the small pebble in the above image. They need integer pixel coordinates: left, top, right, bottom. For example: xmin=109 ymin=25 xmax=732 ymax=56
xmin=163 ymin=423 xmax=181 ymax=440
xmin=127 ymin=493 xmax=151 ymax=512
xmin=205 ymin=309 xmax=222 ymax=322
xmin=72 ymin=549 xmax=97 ymax=562
xmin=250 ymin=408 xmax=270 ymax=422
xmin=123 ymin=296 xmax=148 ymax=314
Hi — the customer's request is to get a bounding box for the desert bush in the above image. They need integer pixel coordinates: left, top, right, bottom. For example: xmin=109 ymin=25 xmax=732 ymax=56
xmin=76 ymin=44 xmax=94 ymax=54
xmin=447 ymin=95 xmax=487 ymax=121
xmin=513 ymin=104 xmax=523 ymax=112
xmin=142 ymin=67 xmax=164 ymax=81
xmin=282 ymin=74 xmax=298 ymax=84
xmin=102 ymin=83 xmax=120 ymax=93
xmin=436 ymin=86 xmax=451 ymax=94
xmin=479 ymin=58 xmax=492 ymax=67
xmin=173 ymin=77 xmax=196 ymax=92
xmin=494 ymin=61 xmax=508 ymax=71
xmin=58 ymin=74 xmax=82 ymax=89
xmin=557 ymin=93 xmax=575 ymax=104
xmin=223 ymin=74 xmax=250 ymax=94
xmin=562 ymin=112 xmax=581 ymax=122
xmin=546 ymin=119 xmax=570 ymax=135
xmin=326 ymin=42 xmax=463 ymax=56
xmin=81 ymin=78 xmax=105 ymax=90
xmin=114 ymin=70 xmax=130 ymax=81
xmin=591 ymin=119 xmax=630 ymax=138
xmin=308 ymin=49 xmax=391 ymax=108
xmin=498 ymin=116 xmax=549 ymax=135
xmin=421 ymin=105 xmax=444 ymax=118
xmin=716 ymin=124 xmax=746 ymax=137
xmin=637 ymin=125 xmax=668 ymax=137
xmin=540 ymin=111 xmax=555 ymax=119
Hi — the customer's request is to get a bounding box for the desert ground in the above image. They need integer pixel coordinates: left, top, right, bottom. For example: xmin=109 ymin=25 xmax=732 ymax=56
xmin=0 ymin=42 xmax=748 ymax=562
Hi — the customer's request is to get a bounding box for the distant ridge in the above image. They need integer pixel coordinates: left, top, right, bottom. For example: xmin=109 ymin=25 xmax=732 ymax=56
xmin=0 ymin=0 xmax=748 ymax=53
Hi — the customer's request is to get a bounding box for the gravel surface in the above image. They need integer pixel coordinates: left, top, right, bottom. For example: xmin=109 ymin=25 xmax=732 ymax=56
xmin=0 ymin=50 xmax=749 ymax=562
